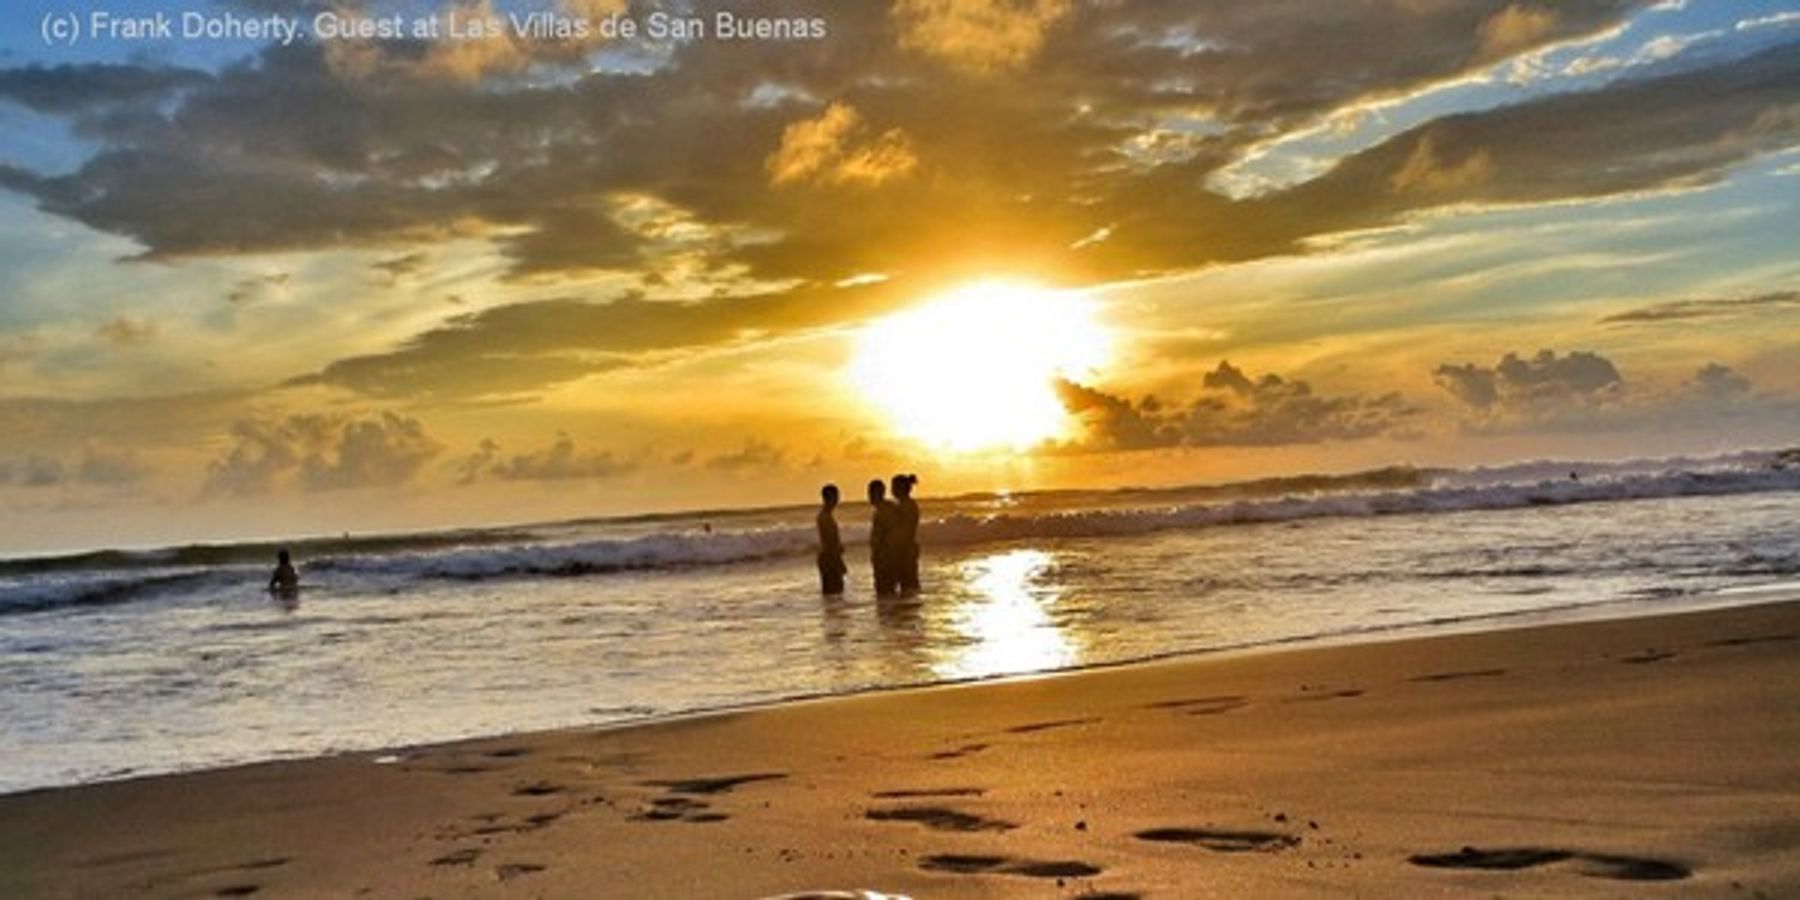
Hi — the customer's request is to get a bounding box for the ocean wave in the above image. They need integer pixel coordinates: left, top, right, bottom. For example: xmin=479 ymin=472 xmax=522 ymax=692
xmin=316 ymin=528 xmax=820 ymax=579
xmin=316 ymin=459 xmax=1800 ymax=582
xmin=0 ymin=570 xmax=235 ymax=617
xmin=0 ymin=528 xmax=543 ymax=577
xmin=5 ymin=451 xmax=1794 ymax=607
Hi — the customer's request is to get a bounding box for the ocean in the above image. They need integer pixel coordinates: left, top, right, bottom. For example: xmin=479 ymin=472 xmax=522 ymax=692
xmin=2 ymin=449 xmax=1796 ymax=794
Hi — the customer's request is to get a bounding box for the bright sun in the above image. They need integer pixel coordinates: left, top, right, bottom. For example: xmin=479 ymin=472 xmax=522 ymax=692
xmin=850 ymin=280 xmax=1112 ymax=452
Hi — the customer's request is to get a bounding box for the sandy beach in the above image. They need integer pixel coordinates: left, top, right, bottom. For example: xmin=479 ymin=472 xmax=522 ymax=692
xmin=3 ymin=598 xmax=1797 ymax=899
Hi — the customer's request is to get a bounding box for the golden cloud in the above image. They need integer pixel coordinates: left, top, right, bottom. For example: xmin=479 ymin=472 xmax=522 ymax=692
xmin=1478 ymin=4 xmax=1559 ymax=60
xmin=767 ymin=102 xmax=919 ymax=188
xmin=891 ymin=0 xmax=1072 ymax=74
xmin=1388 ymin=134 xmax=1494 ymax=194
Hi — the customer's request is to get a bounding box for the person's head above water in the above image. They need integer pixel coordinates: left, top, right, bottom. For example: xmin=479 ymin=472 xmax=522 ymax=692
xmin=892 ymin=473 xmax=916 ymax=499
xmin=821 ymin=483 xmax=839 ymax=507
xmin=867 ymin=479 xmax=886 ymax=503
xmin=277 ymin=549 xmax=291 ymax=566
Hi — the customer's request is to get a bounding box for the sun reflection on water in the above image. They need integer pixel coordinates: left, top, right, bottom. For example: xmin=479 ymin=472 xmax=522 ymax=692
xmin=932 ymin=548 xmax=1079 ymax=680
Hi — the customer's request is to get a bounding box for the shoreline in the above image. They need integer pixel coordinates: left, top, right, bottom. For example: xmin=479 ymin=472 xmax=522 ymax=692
xmin=8 ymin=583 xmax=1796 ymax=799
xmin=5 ymin=597 xmax=1800 ymax=897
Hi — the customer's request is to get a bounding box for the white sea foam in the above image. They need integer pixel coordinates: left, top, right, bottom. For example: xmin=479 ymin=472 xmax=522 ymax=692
xmin=314 ymin=455 xmax=1800 ymax=582
xmin=4 ymin=450 xmax=1794 ymax=613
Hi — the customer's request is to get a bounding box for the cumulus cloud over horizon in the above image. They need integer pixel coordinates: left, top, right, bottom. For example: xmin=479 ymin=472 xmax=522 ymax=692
xmin=204 ymin=411 xmax=442 ymax=496
xmin=457 ymin=433 xmax=636 ymax=483
xmin=1055 ymin=361 xmax=1417 ymax=451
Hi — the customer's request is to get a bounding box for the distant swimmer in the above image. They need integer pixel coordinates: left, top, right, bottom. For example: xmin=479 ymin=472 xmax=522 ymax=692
xmin=867 ymin=479 xmax=900 ymax=596
xmin=890 ymin=473 xmax=922 ymax=594
xmin=268 ymin=548 xmax=299 ymax=594
xmin=816 ymin=483 xmax=847 ymax=595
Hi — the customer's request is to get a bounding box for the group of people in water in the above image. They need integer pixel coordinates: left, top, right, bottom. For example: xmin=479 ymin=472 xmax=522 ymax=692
xmin=269 ymin=474 xmax=925 ymax=600
xmin=816 ymin=473 xmax=921 ymax=597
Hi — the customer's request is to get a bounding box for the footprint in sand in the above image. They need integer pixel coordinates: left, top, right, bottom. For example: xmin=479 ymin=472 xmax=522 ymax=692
xmin=213 ymin=886 xmax=260 ymax=897
xmin=511 ymin=781 xmax=564 ymax=797
xmin=1409 ymin=846 xmax=1690 ymax=881
xmin=460 ymin=809 xmax=566 ymax=837
xmin=631 ymin=774 xmax=783 ymax=823
xmin=494 ymin=862 xmax=546 ymax=881
xmin=1135 ymin=827 xmax=1300 ymax=852
xmin=1284 ymin=688 xmax=1364 ymax=703
xmin=1145 ymin=695 xmax=1248 ymax=716
xmin=409 ymin=763 xmax=494 ymax=775
xmin=866 ymin=806 xmax=1017 ymax=832
xmin=632 ymin=796 xmax=711 ymax=822
xmin=927 ymin=743 xmax=989 ymax=761
xmin=1005 ymin=717 xmax=1101 ymax=734
xmin=1409 ymin=668 xmax=1507 ymax=683
xmin=1621 ymin=649 xmax=1678 ymax=665
xmin=644 ymin=773 xmax=787 ymax=795
xmin=1704 ymin=634 xmax=1796 ymax=649
xmin=430 ymin=848 xmax=482 ymax=867
xmin=920 ymin=854 xmax=1103 ymax=879
xmin=871 ymin=787 xmax=986 ymax=799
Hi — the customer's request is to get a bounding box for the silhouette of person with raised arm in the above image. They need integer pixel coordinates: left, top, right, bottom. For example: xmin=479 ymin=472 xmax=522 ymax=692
xmin=867 ymin=479 xmax=900 ymax=596
xmin=816 ymin=483 xmax=847 ymax=595
xmin=268 ymin=548 xmax=299 ymax=595
xmin=891 ymin=473 xmax=922 ymax=593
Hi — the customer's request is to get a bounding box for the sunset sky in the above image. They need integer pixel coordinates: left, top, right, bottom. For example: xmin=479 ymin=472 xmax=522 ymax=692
xmin=1 ymin=0 xmax=1796 ymax=554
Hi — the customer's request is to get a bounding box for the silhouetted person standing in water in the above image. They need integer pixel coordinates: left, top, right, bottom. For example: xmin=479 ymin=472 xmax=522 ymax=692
xmin=867 ymin=479 xmax=900 ymax=596
xmin=268 ymin=548 xmax=299 ymax=594
xmin=891 ymin=473 xmax=921 ymax=593
xmin=816 ymin=483 xmax=847 ymax=595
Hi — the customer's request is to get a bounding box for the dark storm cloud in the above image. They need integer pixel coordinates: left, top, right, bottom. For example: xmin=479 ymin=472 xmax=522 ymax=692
xmin=1055 ymin=360 xmax=1416 ymax=451
xmin=1600 ymin=288 xmax=1800 ymax=324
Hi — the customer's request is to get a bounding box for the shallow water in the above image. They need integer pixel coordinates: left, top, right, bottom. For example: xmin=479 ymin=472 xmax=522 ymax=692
xmin=1 ymin=452 xmax=1796 ymax=793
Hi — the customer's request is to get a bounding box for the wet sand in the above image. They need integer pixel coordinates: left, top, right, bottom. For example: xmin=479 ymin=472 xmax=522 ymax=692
xmin=3 ymin=599 xmax=1798 ymax=898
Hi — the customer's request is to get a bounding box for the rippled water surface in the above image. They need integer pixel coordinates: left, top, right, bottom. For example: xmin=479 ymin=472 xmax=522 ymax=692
xmin=2 ymin=454 xmax=1796 ymax=793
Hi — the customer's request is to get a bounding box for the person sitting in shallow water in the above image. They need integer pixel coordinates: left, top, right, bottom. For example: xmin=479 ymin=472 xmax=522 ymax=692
xmin=268 ymin=549 xmax=299 ymax=593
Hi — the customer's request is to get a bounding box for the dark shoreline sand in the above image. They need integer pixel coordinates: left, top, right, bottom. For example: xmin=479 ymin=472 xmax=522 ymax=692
xmin=4 ymin=599 xmax=1798 ymax=898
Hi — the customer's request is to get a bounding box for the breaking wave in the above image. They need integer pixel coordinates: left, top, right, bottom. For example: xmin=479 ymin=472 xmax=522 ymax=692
xmin=312 ymin=455 xmax=1800 ymax=581
xmin=4 ymin=449 xmax=1795 ymax=614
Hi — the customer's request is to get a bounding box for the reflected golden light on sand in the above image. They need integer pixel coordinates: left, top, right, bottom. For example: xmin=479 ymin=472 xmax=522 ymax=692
xmin=933 ymin=548 xmax=1077 ymax=680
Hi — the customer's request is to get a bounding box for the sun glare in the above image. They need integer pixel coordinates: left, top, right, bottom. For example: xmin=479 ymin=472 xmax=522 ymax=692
xmin=850 ymin=280 xmax=1112 ymax=452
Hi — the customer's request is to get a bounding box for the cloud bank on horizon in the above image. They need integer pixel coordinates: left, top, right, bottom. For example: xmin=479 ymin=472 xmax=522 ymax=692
xmin=0 ymin=0 xmax=1796 ymax=550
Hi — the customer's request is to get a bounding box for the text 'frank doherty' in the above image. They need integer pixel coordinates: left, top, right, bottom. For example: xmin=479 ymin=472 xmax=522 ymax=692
xmin=78 ymin=9 xmax=829 ymax=47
